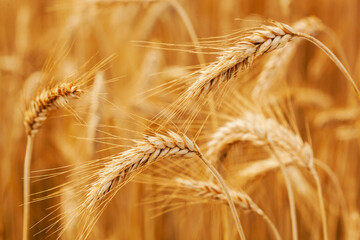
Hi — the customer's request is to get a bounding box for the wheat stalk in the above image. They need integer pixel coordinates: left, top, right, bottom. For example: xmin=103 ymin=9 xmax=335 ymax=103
xmin=175 ymin=178 xmax=281 ymax=240
xmin=205 ymin=112 xmax=301 ymax=239
xmin=184 ymin=21 xmax=296 ymax=100
xmin=181 ymin=19 xmax=359 ymax=108
xmin=252 ymin=17 xmax=324 ymax=98
xmin=206 ymin=112 xmax=328 ymax=240
xmin=23 ymin=82 xmax=82 ymax=240
xmin=79 ymin=131 xmax=246 ymax=239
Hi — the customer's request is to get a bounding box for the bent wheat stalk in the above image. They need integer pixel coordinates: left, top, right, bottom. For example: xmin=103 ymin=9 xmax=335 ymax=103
xmin=175 ymin=178 xmax=281 ymax=240
xmin=295 ymin=32 xmax=360 ymax=100
xmin=206 ymin=112 xmax=328 ymax=240
xmin=184 ymin=21 xmax=296 ymax=101
xmin=23 ymin=82 xmax=82 ymax=240
xmin=183 ymin=20 xmax=359 ymax=106
xmin=252 ymin=16 xmax=324 ymax=98
xmin=266 ymin=142 xmax=298 ymax=240
xmin=81 ymin=131 xmax=246 ymax=240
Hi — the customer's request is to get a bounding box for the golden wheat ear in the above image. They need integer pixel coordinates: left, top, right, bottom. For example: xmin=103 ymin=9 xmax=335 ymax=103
xmin=206 ymin=111 xmax=328 ymax=240
xmin=178 ymin=19 xmax=358 ymax=114
xmin=24 ymin=82 xmax=83 ymax=137
xmin=252 ymin=16 xmax=325 ymax=98
xmin=23 ymin=81 xmax=83 ymax=240
xmin=174 ymin=178 xmax=282 ymax=240
xmin=64 ymin=131 xmax=245 ymax=239
xmin=182 ymin=22 xmax=296 ymax=102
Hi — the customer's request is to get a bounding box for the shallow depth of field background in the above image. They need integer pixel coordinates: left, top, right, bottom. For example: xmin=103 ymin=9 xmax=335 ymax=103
xmin=1 ymin=0 xmax=360 ymax=239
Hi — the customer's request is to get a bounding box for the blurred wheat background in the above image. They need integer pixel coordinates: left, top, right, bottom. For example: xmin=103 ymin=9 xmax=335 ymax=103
xmin=1 ymin=0 xmax=360 ymax=239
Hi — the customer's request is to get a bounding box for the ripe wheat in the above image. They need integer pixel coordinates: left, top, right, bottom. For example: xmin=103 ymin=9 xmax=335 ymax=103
xmin=24 ymin=82 xmax=82 ymax=137
xmin=184 ymin=21 xmax=296 ymax=100
xmin=175 ymin=178 xmax=281 ymax=240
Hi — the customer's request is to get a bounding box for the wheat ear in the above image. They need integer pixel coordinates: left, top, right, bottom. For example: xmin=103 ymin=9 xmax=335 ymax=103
xmin=183 ymin=19 xmax=359 ymax=107
xmin=24 ymin=82 xmax=82 ymax=137
xmin=206 ymin=112 xmax=328 ymax=240
xmin=22 ymin=82 xmax=82 ymax=240
xmin=252 ymin=16 xmax=324 ymax=98
xmin=205 ymin=113 xmax=299 ymax=239
xmin=175 ymin=178 xmax=281 ymax=240
xmin=184 ymin=21 xmax=296 ymax=101
xmin=206 ymin=113 xmax=313 ymax=167
xmin=82 ymin=131 xmax=246 ymax=240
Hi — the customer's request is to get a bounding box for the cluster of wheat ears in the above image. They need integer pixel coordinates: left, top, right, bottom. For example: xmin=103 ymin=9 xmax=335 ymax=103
xmin=2 ymin=0 xmax=360 ymax=239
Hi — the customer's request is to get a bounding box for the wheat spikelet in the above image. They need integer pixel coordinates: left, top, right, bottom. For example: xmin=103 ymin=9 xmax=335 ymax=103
xmin=252 ymin=17 xmax=324 ymax=98
xmin=206 ymin=112 xmax=313 ymax=169
xmin=184 ymin=21 xmax=296 ymax=100
xmin=175 ymin=178 xmax=281 ymax=240
xmin=24 ymin=82 xmax=82 ymax=137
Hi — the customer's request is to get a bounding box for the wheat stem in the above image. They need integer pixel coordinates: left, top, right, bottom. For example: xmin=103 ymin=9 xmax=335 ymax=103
xmin=310 ymin=167 xmax=328 ymax=240
xmin=23 ymin=135 xmax=33 ymax=240
xmin=168 ymin=0 xmax=205 ymax=65
xmin=197 ymin=152 xmax=246 ymax=240
xmin=295 ymin=32 xmax=360 ymax=99
xmin=175 ymin=178 xmax=281 ymax=240
xmin=22 ymin=82 xmax=83 ymax=239
xmin=267 ymin=142 xmax=298 ymax=240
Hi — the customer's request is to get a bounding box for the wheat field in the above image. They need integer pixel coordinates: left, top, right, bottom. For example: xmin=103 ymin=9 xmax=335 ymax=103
xmin=1 ymin=0 xmax=360 ymax=239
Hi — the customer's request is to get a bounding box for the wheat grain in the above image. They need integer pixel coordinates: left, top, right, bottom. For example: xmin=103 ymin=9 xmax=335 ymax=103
xmin=23 ymin=81 xmax=83 ymax=240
